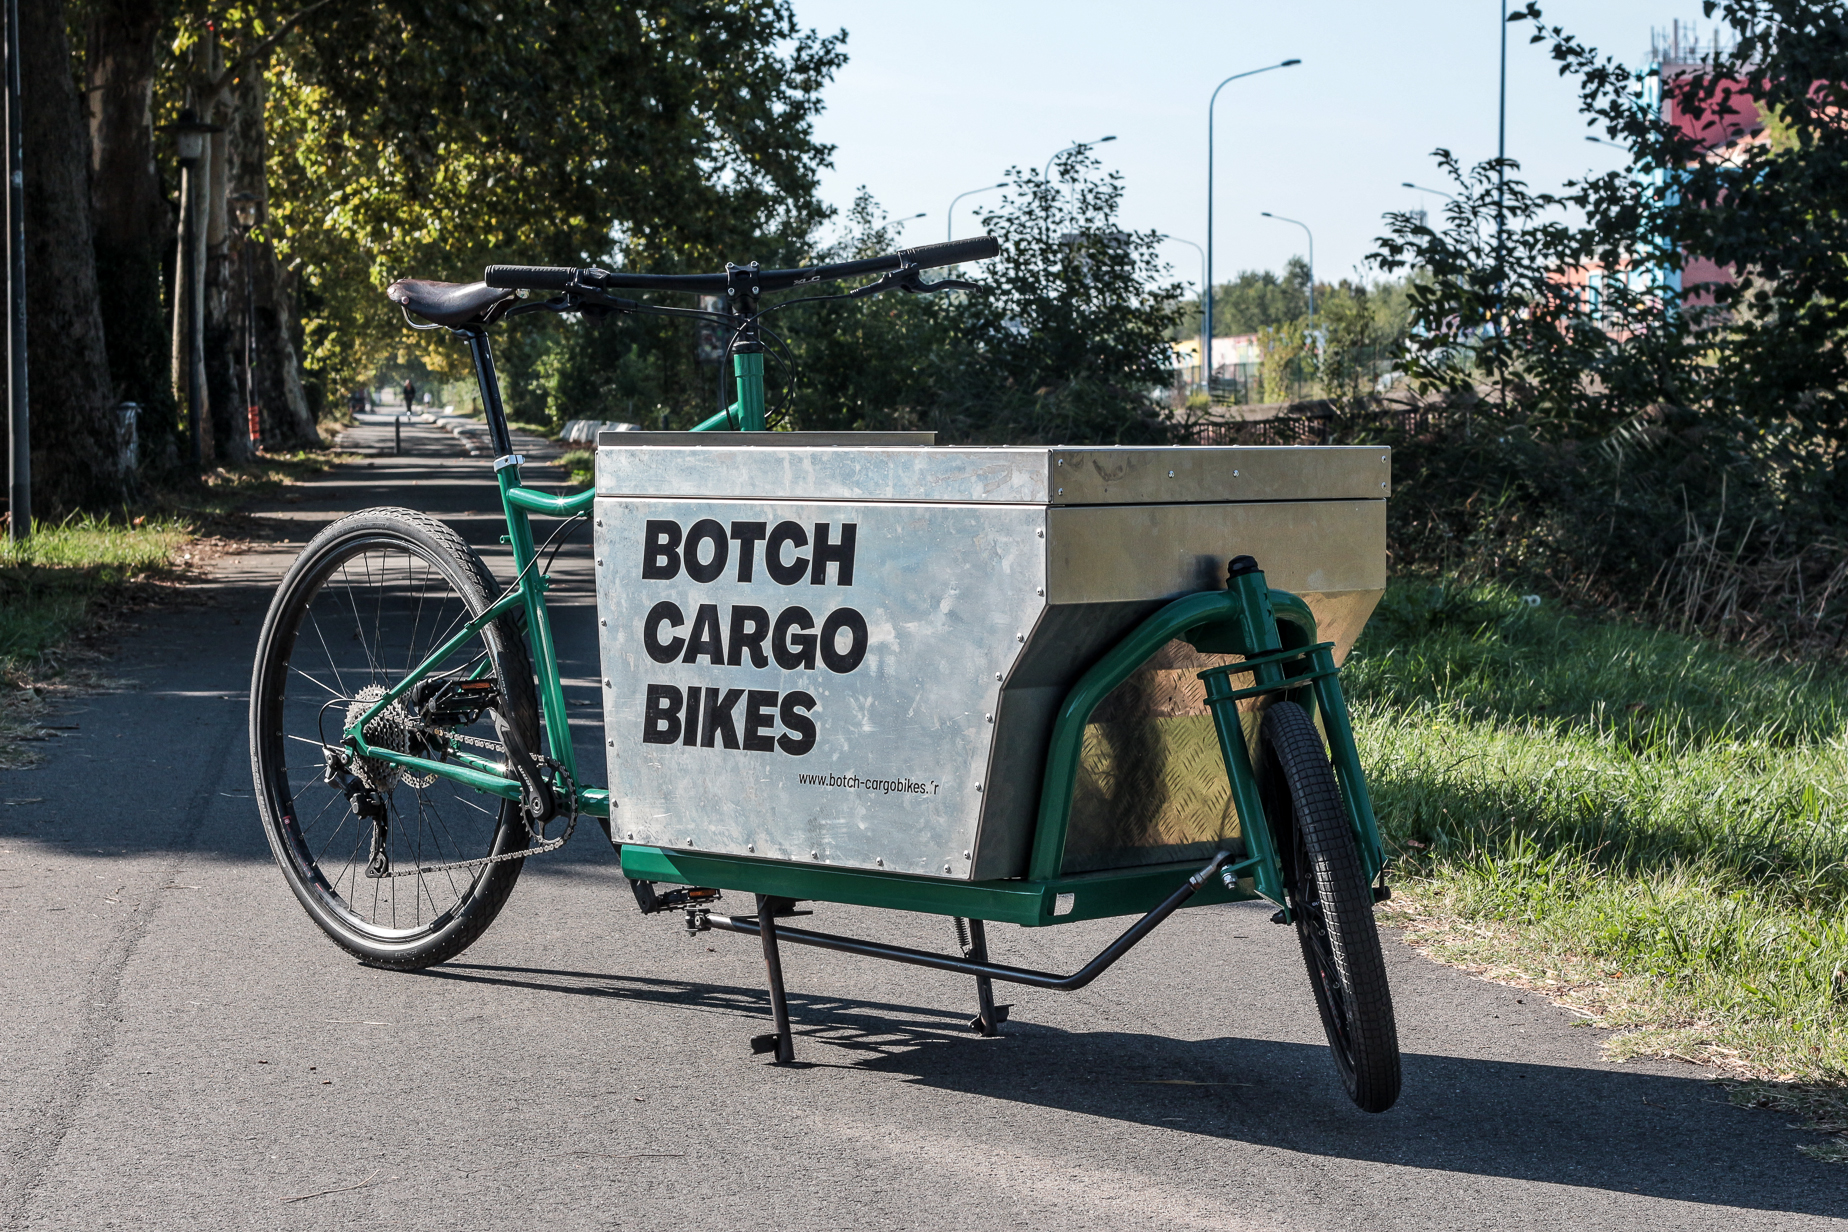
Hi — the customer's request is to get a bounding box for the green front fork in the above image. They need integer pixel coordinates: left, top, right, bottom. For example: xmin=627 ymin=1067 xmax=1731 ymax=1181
xmin=1196 ymin=565 xmax=1386 ymax=908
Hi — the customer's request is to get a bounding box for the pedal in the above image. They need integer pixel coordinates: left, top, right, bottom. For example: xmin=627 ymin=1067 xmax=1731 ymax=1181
xmin=631 ymin=880 xmax=721 ymax=915
xmin=1270 ymin=909 xmax=1289 ymax=925
xmin=749 ymin=1033 xmax=781 ymax=1055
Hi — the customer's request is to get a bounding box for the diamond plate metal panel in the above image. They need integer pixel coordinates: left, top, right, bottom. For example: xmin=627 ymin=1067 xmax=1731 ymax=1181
xmin=1062 ymin=639 xmax=1264 ymax=874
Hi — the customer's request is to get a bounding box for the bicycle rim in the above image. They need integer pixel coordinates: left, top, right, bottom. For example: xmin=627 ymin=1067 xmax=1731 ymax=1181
xmin=251 ymin=516 xmax=534 ymax=961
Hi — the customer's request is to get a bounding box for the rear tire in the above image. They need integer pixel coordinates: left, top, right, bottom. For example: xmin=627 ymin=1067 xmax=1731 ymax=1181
xmin=1259 ymin=700 xmax=1401 ymax=1112
xmin=248 ymin=508 xmax=540 ymax=970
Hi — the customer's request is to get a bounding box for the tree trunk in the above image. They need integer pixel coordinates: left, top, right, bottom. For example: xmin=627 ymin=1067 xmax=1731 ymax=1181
xmin=19 ymin=0 xmax=122 ymax=513
xmin=202 ymin=110 xmax=252 ymax=464
xmin=230 ymin=57 xmax=318 ymax=447
xmin=84 ymin=0 xmax=176 ymax=473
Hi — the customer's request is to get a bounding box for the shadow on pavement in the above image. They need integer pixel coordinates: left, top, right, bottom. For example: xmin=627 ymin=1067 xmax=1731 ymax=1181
xmin=422 ymin=959 xmax=1845 ymax=1219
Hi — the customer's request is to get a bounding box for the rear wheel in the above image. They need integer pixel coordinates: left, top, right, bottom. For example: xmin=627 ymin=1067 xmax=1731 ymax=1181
xmin=248 ymin=508 xmax=541 ymax=970
xmin=1259 ymin=700 xmax=1400 ymax=1112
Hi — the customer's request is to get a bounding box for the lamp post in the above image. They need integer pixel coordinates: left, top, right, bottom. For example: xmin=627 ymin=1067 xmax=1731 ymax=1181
xmin=1496 ymin=0 xmax=1509 ymax=353
xmin=892 ymin=212 xmax=926 ymax=232
xmin=1043 ymin=135 xmax=1115 ymax=179
xmin=1402 ymin=182 xmax=1453 ymax=229
xmin=1204 ymin=59 xmax=1299 ymax=400
xmin=1259 ymin=212 xmax=1314 ymax=318
xmin=1401 ymin=181 xmax=1456 ymax=200
xmin=947 ymin=182 xmax=1007 ymax=242
xmin=4 ymin=0 xmax=26 ymax=542
xmin=166 ymin=109 xmax=220 ymax=468
xmin=231 ymin=192 xmax=261 ymax=450
xmin=1159 ymin=234 xmax=1208 ymax=393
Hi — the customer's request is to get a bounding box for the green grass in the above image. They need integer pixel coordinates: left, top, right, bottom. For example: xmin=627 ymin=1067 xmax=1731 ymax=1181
xmin=0 ymin=513 xmax=192 ymax=663
xmin=1345 ymin=578 xmax=1848 ymax=1142
xmin=559 ymin=449 xmax=594 ymax=490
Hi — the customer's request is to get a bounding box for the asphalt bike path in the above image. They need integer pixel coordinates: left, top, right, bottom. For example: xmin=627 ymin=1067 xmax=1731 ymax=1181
xmin=0 ymin=416 xmax=1840 ymax=1230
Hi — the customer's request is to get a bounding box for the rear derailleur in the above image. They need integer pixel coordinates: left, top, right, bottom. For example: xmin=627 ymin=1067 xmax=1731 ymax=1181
xmin=323 ymin=748 xmax=391 ymax=879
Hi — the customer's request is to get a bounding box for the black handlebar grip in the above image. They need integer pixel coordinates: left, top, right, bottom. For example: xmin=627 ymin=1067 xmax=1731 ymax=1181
xmin=897 ymin=235 xmax=1001 ymax=270
xmin=483 ymin=265 xmax=579 ymax=291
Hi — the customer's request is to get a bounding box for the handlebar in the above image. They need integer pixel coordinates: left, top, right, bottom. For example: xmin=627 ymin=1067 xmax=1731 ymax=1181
xmin=483 ymin=235 xmax=999 ymax=297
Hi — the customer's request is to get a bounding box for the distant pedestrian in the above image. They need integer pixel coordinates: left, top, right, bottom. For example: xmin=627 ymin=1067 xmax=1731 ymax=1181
xmin=402 ymin=378 xmax=415 ymax=415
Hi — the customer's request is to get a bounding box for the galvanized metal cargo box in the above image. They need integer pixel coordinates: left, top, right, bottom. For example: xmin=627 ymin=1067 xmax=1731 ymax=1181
xmin=594 ymin=437 xmax=1388 ymax=882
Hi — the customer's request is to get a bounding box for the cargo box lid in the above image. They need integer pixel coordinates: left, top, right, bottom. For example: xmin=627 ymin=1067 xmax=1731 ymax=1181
xmin=594 ymin=438 xmax=1390 ymax=505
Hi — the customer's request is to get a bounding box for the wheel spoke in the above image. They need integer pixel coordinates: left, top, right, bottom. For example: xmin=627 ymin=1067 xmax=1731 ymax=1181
xmin=253 ymin=525 xmax=535 ymax=966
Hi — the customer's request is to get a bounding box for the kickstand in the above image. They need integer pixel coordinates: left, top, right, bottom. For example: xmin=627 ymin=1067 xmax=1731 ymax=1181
xmin=961 ymin=918 xmax=1009 ymax=1037
xmin=749 ymin=894 xmax=796 ymax=1063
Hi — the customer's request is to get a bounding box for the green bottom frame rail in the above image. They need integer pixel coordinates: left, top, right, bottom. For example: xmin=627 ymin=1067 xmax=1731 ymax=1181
xmin=692 ymin=850 xmax=1237 ymax=986
xmin=620 ymin=842 xmax=1259 ymax=928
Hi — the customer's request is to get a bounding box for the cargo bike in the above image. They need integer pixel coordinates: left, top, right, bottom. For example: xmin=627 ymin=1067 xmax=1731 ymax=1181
xmin=248 ymin=236 xmax=1404 ymax=1112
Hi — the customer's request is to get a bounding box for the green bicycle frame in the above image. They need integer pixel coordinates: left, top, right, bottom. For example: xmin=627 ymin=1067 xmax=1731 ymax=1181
xmin=342 ymin=338 xmax=767 ymax=811
xmin=341 ymin=329 xmax=1385 ymax=925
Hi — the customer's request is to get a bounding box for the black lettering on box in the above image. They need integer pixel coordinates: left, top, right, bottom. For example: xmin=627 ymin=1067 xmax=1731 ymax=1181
xmin=729 ymin=521 xmax=768 ymax=582
xmin=681 ymin=686 xmax=702 ymax=747
xmin=820 ymin=607 xmax=868 ymax=673
xmin=743 ymin=690 xmax=778 ymax=751
xmin=641 ymin=520 xmax=681 ymax=579
xmin=778 ymin=691 xmax=817 ymax=756
xmin=642 ymin=601 xmax=685 ymax=663
xmin=684 ymin=519 xmax=729 ymax=584
xmin=771 ymin=607 xmax=817 ymax=670
xmin=810 ymin=522 xmax=856 ymax=586
xmin=701 ymin=687 xmax=743 ymax=749
xmin=766 ymin=521 xmax=809 ymax=585
xmin=642 ymin=684 xmax=682 ymax=744
xmin=682 ymin=604 xmax=724 ymax=664
xmin=727 ymin=606 xmax=770 ymax=668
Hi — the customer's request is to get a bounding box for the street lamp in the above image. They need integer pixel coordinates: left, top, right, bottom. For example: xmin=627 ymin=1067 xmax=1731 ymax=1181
xmin=1204 ymin=59 xmax=1300 ymax=397
xmin=230 ymin=191 xmax=262 ymax=450
xmin=1044 ymin=135 xmax=1115 ymax=179
xmin=947 ymin=182 xmax=1007 ymax=242
xmin=892 ymin=212 xmax=926 ymax=232
xmin=1585 ymin=135 xmax=1627 ymax=151
xmin=165 ymin=108 xmax=221 ymax=468
xmin=1402 ymin=181 xmax=1456 ymax=200
xmin=1260 ymin=212 xmax=1314 ymax=318
xmin=1158 ymin=234 xmax=1208 ymax=393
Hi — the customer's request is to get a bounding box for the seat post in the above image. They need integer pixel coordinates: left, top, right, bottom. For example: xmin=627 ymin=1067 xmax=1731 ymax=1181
xmin=459 ymin=326 xmax=515 ymax=458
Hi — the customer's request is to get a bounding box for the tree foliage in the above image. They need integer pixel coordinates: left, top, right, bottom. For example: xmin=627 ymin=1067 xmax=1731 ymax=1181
xmin=502 ymin=148 xmax=1188 ymax=445
xmin=264 ymin=0 xmax=846 ymax=387
xmin=1365 ymin=0 xmax=1848 ymax=655
xmin=791 ymin=148 xmax=1186 ymax=443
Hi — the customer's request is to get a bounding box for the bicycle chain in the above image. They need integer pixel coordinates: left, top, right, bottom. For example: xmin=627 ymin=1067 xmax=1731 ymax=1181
xmin=356 ymin=720 xmax=581 ymax=879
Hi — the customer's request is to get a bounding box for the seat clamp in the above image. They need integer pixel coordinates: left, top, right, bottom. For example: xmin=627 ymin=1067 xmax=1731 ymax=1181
xmin=494 ymin=453 xmax=525 ymax=472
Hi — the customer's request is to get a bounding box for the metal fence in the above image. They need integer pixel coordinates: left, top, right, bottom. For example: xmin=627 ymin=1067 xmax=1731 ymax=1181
xmin=1175 ymin=400 xmax=1453 ymax=447
xmin=1192 ymin=344 xmax=1399 ymax=409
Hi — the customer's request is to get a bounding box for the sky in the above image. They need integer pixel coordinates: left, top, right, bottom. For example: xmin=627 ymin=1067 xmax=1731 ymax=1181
xmin=786 ymin=0 xmax=1707 ymax=293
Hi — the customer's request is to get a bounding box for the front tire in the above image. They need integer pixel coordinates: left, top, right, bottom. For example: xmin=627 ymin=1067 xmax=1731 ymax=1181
xmin=1260 ymin=700 xmax=1401 ymax=1112
xmin=249 ymin=508 xmax=540 ymax=969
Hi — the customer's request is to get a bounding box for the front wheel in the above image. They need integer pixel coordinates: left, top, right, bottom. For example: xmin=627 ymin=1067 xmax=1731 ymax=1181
xmin=1260 ymin=700 xmax=1401 ymax=1112
xmin=248 ymin=508 xmax=541 ymax=969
